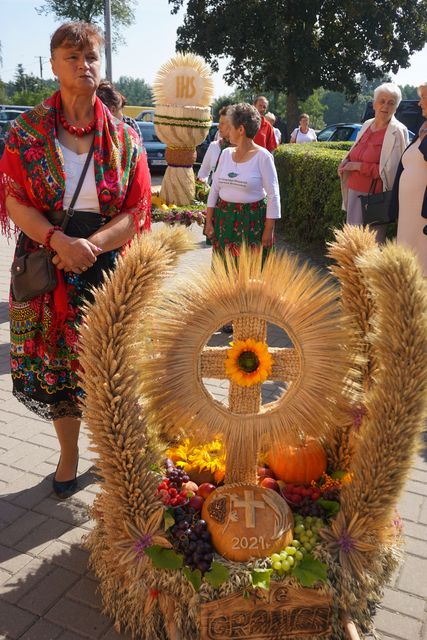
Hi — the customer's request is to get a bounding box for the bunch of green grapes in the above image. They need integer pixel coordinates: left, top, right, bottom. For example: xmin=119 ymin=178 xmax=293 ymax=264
xmin=293 ymin=514 xmax=324 ymax=551
xmin=270 ymin=514 xmax=324 ymax=576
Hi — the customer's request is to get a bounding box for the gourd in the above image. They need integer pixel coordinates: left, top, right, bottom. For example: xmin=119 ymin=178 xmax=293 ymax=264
xmin=268 ymin=437 xmax=327 ymax=484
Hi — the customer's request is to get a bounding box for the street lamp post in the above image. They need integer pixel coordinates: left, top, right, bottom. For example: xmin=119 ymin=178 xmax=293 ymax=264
xmin=104 ymin=0 xmax=113 ymax=81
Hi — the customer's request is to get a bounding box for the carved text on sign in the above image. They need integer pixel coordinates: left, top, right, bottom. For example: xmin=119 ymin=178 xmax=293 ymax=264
xmin=202 ymin=485 xmax=293 ymax=562
xmin=176 ymin=75 xmax=196 ymax=99
xmin=200 ymin=582 xmax=333 ymax=639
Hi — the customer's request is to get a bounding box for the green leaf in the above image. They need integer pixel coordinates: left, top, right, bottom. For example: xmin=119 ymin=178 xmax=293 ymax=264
xmin=317 ymin=498 xmax=340 ymax=516
xmin=144 ymin=545 xmax=183 ymax=570
xmin=331 ymin=470 xmax=347 ymax=480
xmin=183 ymin=567 xmax=202 ymax=591
xmin=204 ymin=561 xmax=230 ymax=588
xmin=163 ymin=509 xmax=175 ymax=531
xmin=250 ymin=568 xmax=273 ymax=591
xmin=292 ymin=555 xmax=328 ymax=587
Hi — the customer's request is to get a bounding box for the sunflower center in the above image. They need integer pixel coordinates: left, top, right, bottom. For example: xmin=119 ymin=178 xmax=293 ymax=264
xmin=237 ymin=350 xmax=260 ymax=373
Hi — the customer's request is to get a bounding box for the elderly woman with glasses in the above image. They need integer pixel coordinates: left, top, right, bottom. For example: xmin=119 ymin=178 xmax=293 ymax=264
xmin=338 ymin=82 xmax=409 ymax=242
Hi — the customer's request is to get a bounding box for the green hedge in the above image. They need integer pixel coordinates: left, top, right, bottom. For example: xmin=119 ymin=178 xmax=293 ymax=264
xmin=274 ymin=142 xmax=352 ymax=245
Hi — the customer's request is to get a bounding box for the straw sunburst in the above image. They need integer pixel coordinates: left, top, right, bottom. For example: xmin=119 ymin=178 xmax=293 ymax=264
xmin=153 ymin=52 xmax=214 ymax=107
xmin=139 ymin=246 xmax=352 ymax=450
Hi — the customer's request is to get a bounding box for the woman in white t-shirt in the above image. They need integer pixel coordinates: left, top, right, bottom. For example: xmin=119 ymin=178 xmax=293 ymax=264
xmin=205 ymin=103 xmax=281 ymax=257
xmin=290 ymin=113 xmax=317 ymax=143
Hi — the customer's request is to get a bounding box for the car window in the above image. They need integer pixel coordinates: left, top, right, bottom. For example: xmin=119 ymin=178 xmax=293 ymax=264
xmin=317 ymin=126 xmax=335 ymax=141
xmin=137 ymin=124 xmax=162 ymax=143
xmin=0 ymin=111 xmax=20 ymax=122
xmin=330 ymin=127 xmax=354 ymax=142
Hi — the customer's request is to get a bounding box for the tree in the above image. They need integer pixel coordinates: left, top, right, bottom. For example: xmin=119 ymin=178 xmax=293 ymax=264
xmin=2 ymin=66 xmax=57 ymax=105
xmin=400 ymin=84 xmax=419 ymax=100
xmin=115 ymin=76 xmax=153 ymax=106
xmin=168 ymin=0 xmax=427 ymax=131
xmin=36 ymin=0 xmax=137 ymax=47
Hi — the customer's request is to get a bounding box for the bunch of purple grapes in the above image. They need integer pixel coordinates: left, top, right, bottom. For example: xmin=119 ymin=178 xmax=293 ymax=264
xmin=183 ymin=519 xmax=214 ymax=574
xmin=293 ymin=496 xmax=328 ymax=518
xmin=169 ymin=508 xmax=214 ymax=574
xmin=165 ymin=461 xmax=190 ymax=490
xmin=170 ymin=506 xmax=194 ymax=547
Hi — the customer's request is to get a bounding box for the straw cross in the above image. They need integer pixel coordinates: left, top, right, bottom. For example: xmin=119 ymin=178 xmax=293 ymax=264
xmin=200 ymin=316 xmax=301 ymax=484
xmin=200 ymin=317 xmax=300 ymax=415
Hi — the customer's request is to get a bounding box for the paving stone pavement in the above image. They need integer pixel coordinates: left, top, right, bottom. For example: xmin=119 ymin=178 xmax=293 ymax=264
xmin=1 ymin=224 xmax=427 ymax=640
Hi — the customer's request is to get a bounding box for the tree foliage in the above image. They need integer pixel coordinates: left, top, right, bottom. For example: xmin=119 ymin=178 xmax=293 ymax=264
xmin=115 ymin=76 xmax=153 ymax=105
xmin=1 ymin=65 xmax=57 ymax=105
xmin=168 ymin=0 xmax=427 ymax=130
xmin=36 ymin=0 xmax=137 ymax=47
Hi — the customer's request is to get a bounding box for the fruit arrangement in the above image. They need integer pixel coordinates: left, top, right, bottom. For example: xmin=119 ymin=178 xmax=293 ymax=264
xmin=155 ymin=453 xmax=348 ymax=588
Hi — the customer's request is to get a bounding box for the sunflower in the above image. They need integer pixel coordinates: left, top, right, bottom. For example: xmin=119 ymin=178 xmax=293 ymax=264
xmin=225 ymin=338 xmax=273 ymax=387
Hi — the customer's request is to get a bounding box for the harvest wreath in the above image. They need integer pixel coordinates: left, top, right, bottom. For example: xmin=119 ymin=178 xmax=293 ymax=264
xmin=79 ymin=225 xmax=427 ymax=640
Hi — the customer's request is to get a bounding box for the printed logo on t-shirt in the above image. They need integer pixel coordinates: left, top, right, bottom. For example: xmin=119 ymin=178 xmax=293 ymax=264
xmin=228 ymin=172 xmax=238 ymax=178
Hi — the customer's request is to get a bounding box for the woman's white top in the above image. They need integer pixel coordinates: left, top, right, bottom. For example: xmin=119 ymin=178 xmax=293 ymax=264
xmin=291 ymin=127 xmax=317 ymax=143
xmin=59 ymin=143 xmax=100 ymax=212
xmin=197 ymin=140 xmax=222 ymax=181
xmin=207 ymin=146 xmax=281 ymax=219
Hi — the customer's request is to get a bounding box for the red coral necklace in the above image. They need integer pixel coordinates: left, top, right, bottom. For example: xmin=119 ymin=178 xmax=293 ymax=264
xmin=59 ymin=111 xmax=96 ymax=137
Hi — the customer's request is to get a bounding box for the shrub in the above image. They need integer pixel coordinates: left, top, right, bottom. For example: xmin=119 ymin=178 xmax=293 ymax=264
xmin=274 ymin=142 xmax=351 ymax=245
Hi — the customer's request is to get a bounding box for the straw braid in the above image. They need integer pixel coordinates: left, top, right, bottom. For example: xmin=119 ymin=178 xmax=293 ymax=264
xmin=79 ymin=227 xmax=193 ymax=579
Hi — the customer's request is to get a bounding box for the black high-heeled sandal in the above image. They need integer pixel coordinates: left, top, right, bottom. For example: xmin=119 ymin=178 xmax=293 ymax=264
xmin=52 ymin=455 xmax=79 ymax=500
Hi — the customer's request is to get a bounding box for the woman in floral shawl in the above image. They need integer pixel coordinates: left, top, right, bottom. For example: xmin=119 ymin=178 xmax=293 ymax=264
xmin=0 ymin=22 xmax=151 ymax=498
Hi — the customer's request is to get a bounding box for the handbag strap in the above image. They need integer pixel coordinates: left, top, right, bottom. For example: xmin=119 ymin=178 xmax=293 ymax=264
xmin=368 ymin=178 xmax=379 ymax=195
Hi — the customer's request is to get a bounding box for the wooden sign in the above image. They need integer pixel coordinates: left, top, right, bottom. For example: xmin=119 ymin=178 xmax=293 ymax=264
xmin=202 ymin=485 xmax=293 ymax=562
xmin=200 ymin=582 xmax=333 ymax=639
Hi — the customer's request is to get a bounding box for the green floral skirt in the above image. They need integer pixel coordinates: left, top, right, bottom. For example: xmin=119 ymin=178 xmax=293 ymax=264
xmin=212 ymin=197 xmax=269 ymax=256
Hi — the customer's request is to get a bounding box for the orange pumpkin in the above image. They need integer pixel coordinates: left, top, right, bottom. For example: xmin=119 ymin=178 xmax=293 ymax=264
xmin=267 ymin=437 xmax=327 ymax=484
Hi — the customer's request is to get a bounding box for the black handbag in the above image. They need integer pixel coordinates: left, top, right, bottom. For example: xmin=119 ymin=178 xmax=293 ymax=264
xmin=11 ymin=143 xmax=95 ymax=302
xmin=360 ymin=179 xmax=395 ymax=226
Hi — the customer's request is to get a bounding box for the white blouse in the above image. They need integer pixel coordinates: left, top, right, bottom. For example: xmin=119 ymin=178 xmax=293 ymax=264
xmin=207 ymin=146 xmax=281 ymax=219
xmin=59 ymin=143 xmax=100 ymax=212
xmin=291 ymin=127 xmax=317 ymax=143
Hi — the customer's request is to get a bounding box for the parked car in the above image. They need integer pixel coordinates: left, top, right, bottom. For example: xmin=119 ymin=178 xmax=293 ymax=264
xmin=136 ymin=121 xmax=166 ymax=170
xmin=316 ymin=123 xmax=362 ymax=142
xmin=196 ymin=123 xmax=219 ymax=165
xmin=135 ymin=109 xmax=154 ymax=122
xmin=362 ymin=99 xmax=423 ymax=136
xmin=0 ymin=111 xmax=20 ymax=157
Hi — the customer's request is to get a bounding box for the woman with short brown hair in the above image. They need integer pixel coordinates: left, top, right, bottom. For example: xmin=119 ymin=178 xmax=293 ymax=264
xmin=0 ymin=21 xmax=151 ymax=499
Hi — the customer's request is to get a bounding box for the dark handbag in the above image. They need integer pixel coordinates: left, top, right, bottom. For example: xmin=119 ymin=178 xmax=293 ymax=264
xmin=360 ymin=179 xmax=395 ymax=226
xmin=11 ymin=143 xmax=95 ymax=302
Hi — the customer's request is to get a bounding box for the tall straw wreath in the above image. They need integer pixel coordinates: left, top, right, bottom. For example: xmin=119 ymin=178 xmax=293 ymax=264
xmin=79 ymin=226 xmax=427 ymax=640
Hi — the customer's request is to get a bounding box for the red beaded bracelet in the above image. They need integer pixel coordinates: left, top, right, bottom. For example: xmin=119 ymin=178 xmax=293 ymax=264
xmin=44 ymin=226 xmax=63 ymax=253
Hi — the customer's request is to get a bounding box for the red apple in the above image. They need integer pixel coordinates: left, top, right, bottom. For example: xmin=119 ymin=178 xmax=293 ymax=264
xmin=261 ymin=477 xmax=280 ymax=492
xmin=197 ymin=483 xmax=216 ymax=499
xmin=189 ymin=495 xmax=204 ymax=511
